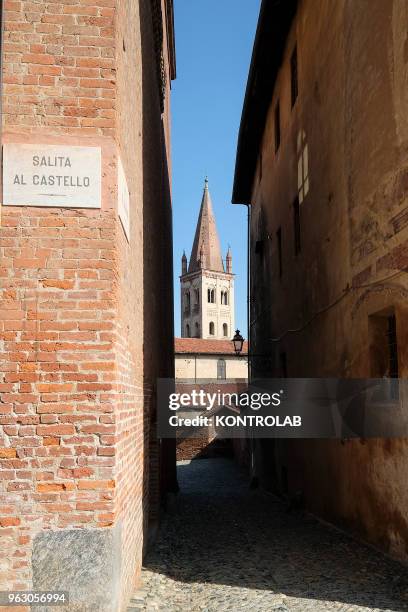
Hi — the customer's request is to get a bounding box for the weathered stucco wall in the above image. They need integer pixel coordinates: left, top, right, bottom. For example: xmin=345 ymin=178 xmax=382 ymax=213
xmin=249 ymin=0 xmax=408 ymax=561
xmin=175 ymin=354 xmax=248 ymax=380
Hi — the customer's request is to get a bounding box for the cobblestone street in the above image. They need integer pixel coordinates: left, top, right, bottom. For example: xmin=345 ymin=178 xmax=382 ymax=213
xmin=128 ymin=458 xmax=408 ymax=612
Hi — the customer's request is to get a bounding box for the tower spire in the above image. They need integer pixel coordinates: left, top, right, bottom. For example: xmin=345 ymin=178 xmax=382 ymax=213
xmin=188 ymin=178 xmax=224 ymax=273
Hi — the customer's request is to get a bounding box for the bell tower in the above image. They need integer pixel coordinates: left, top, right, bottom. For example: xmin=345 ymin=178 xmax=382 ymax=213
xmin=180 ymin=179 xmax=235 ymax=339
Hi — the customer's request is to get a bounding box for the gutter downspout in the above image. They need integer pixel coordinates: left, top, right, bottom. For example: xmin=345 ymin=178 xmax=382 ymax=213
xmin=246 ymin=203 xmax=251 ymax=383
xmin=246 ymin=203 xmax=257 ymax=487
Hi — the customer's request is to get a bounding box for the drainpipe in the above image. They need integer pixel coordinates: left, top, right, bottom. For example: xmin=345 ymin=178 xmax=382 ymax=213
xmin=246 ymin=203 xmax=257 ymax=487
xmin=246 ymin=203 xmax=251 ymax=384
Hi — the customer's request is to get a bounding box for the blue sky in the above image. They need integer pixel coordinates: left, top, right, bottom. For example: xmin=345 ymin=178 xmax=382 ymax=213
xmin=171 ymin=0 xmax=260 ymax=338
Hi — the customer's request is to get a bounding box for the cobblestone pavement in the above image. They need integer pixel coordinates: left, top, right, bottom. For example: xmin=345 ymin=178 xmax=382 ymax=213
xmin=128 ymin=458 xmax=408 ymax=612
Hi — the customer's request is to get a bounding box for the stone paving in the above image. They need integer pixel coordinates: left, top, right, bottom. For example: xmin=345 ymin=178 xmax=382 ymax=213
xmin=128 ymin=458 xmax=408 ymax=612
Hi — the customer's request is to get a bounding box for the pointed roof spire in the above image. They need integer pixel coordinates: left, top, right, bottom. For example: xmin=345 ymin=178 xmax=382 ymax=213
xmin=188 ymin=178 xmax=224 ymax=273
xmin=226 ymin=244 xmax=232 ymax=273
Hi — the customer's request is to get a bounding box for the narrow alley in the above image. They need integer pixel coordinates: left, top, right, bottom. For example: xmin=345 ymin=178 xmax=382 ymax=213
xmin=129 ymin=459 xmax=408 ymax=612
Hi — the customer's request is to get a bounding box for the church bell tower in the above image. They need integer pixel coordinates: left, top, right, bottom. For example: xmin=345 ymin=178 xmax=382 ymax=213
xmin=180 ymin=179 xmax=235 ymax=339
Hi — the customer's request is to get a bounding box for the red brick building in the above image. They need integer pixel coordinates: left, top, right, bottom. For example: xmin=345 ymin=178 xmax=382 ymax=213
xmin=0 ymin=1 xmax=176 ymax=609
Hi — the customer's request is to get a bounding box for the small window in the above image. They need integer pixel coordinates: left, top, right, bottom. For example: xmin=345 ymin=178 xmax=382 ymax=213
xmin=217 ymin=358 xmax=226 ymax=380
xmin=221 ymin=290 xmax=229 ymax=305
xmin=223 ymin=323 xmax=228 ymax=337
xmin=293 ymin=196 xmax=301 ymax=255
xmin=194 ymin=288 xmax=199 ymax=304
xmin=369 ymin=310 xmax=399 ymax=400
xmin=186 ymin=324 xmax=190 ymax=338
xmin=274 ymin=102 xmax=280 ymax=152
xmin=209 ymin=322 xmax=215 ymax=336
xmin=185 ymin=291 xmax=190 ymax=308
xmin=291 ymin=45 xmax=298 ymax=107
xmin=387 ymin=315 xmax=399 ymax=379
xmin=297 ymin=129 xmax=309 ymax=203
xmin=207 ymin=288 xmax=215 ymax=303
xmin=277 ymin=227 xmax=283 ymax=278
xmin=195 ymin=322 xmax=200 ymax=337
xmin=255 ymin=240 xmax=264 ymax=258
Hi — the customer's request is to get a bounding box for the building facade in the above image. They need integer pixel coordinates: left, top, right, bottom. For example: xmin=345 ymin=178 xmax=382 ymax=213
xmin=0 ymin=1 xmax=176 ymax=609
xmin=175 ymin=338 xmax=248 ymax=381
xmin=175 ymin=338 xmax=248 ymax=461
xmin=233 ymin=0 xmax=408 ymax=560
xmin=180 ymin=179 xmax=235 ymax=340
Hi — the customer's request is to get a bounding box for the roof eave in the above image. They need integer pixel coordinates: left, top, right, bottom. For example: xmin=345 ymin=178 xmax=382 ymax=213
xmin=165 ymin=0 xmax=176 ymax=80
xmin=232 ymin=0 xmax=298 ymax=205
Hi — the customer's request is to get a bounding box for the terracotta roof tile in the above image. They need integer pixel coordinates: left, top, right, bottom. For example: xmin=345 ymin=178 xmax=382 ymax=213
xmin=175 ymin=337 xmax=248 ymax=356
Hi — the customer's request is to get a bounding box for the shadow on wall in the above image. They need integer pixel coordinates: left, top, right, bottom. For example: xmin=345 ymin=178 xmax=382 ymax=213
xmin=143 ymin=458 xmax=408 ymax=611
xmin=139 ymin=0 xmax=178 ymax=555
xmin=176 ymin=437 xmax=234 ymax=461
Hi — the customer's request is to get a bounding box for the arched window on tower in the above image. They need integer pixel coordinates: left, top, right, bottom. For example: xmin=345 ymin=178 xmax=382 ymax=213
xmin=223 ymin=323 xmax=228 ymax=337
xmin=207 ymin=288 xmax=215 ymax=303
xmin=194 ymin=322 xmax=200 ymax=337
xmin=217 ymin=358 xmax=226 ymax=380
xmin=209 ymin=322 xmax=215 ymax=336
xmin=184 ymin=291 xmax=191 ymax=313
xmin=221 ymin=290 xmax=229 ymax=305
xmin=185 ymin=324 xmax=190 ymax=338
xmin=193 ymin=288 xmax=199 ymax=313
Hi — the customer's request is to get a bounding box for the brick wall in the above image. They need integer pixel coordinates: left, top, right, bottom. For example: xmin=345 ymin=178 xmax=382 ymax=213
xmin=0 ymin=1 xmax=175 ymax=609
xmin=3 ymin=0 xmax=116 ymax=135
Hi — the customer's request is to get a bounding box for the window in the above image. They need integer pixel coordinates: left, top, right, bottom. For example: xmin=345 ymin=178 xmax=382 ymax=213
xmin=184 ymin=291 xmax=190 ymax=314
xmin=291 ymin=45 xmax=298 ymax=107
xmin=221 ymin=290 xmax=229 ymax=305
xmin=195 ymin=322 xmax=200 ymax=337
xmin=185 ymin=324 xmax=190 ymax=338
xmin=217 ymin=358 xmax=226 ymax=380
xmin=274 ymin=102 xmax=280 ymax=152
xmin=387 ymin=315 xmax=399 ymax=379
xmin=277 ymin=227 xmax=283 ymax=278
xmin=223 ymin=323 xmax=228 ymax=337
xmin=255 ymin=239 xmax=264 ymax=259
xmin=297 ymin=129 xmax=309 ymax=203
xmin=193 ymin=288 xmax=199 ymax=312
xmin=369 ymin=310 xmax=399 ymax=399
xmin=293 ymin=196 xmax=301 ymax=255
xmin=209 ymin=321 xmax=215 ymax=335
xmin=207 ymin=288 xmax=215 ymax=303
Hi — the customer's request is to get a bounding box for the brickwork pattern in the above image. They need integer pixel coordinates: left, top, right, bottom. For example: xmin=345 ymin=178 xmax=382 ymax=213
xmin=0 ymin=206 xmax=119 ymax=589
xmin=3 ymin=0 xmax=116 ymax=135
xmin=0 ymin=0 xmax=176 ymax=607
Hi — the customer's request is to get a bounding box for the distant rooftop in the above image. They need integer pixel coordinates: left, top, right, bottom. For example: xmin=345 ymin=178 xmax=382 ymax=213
xmin=175 ymin=338 xmax=248 ymax=356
